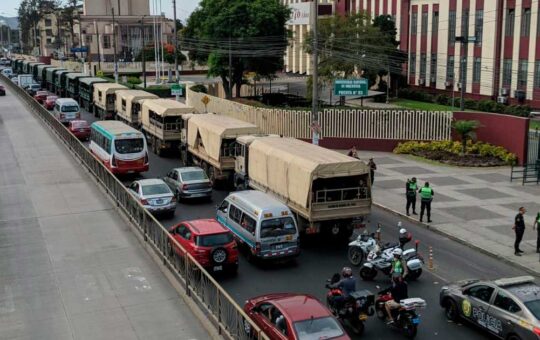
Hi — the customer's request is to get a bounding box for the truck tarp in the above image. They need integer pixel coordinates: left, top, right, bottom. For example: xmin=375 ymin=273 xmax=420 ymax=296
xmin=93 ymin=83 xmax=127 ymax=107
xmin=248 ymin=137 xmax=369 ymax=209
xmin=187 ymin=114 xmax=259 ymax=161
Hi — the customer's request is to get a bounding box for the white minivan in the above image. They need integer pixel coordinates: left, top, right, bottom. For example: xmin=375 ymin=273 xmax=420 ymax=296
xmin=54 ymin=98 xmax=80 ymax=124
xmin=216 ymin=190 xmax=300 ymax=261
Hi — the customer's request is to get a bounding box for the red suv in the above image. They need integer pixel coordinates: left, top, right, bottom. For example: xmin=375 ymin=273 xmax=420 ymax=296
xmin=168 ymin=219 xmax=239 ymax=273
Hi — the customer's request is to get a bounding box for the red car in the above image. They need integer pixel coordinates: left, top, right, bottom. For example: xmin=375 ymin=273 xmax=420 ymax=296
xmin=68 ymin=120 xmax=90 ymax=140
xmin=244 ymin=293 xmax=350 ymax=340
xmin=43 ymin=95 xmax=58 ymax=110
xmin=34 ymin=91 xmax=49 ymax=104
xmin=168 ymin=219 xmax=238 ymax=273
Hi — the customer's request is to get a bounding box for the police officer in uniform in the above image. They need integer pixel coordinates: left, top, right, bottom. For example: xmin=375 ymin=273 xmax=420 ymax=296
xmin=405 ymin=177 xmax=418 ymax=216
xmin=513 ymin=207 xmax=526 ymax=256
xmin=418 ymin=182 xmax=434 ymax=223
xmin=533 ymin=211 xmax=540 ymax=253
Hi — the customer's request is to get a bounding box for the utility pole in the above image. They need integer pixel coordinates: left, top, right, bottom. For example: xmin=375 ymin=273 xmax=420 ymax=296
xmin=455 ymin=35 xmax=475 ymax=111
xmin=172 ymin=0 xmax=179 ymax=82
xmin=96 ymin=22 xmax=101 ymax=72
xmin=311 ymin=0 xmax=319 ymax=145
xmin=112 ymin=7 xmax=118 ymax=83
xmin=140 ymin=15 xmax=147 ymax=88
xmin=228 ymin=17 xmax=232 ymax=98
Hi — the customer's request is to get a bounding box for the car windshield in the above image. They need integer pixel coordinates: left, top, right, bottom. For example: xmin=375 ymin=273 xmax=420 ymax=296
xmin=196 ymin=233 xmax=233 ymax=247
xmin=525 ymin=300 xmax=540 ymax=320
xmin=293 ymin=316 xmax=344 ymax=340
xmin=71 ymin=121 xmax=88 ymax=128
xmin=61 ymin=105 xmax=79 ymax=112
xmin=181 ymin=170 xmax=208 ymax=182
xmin=260 ymin=217 xmax=296 ymax=238
xmin=141 ymin=183 xmax=170 ymax=196
xmin=114 ymin=138 xmax=144 ymax=154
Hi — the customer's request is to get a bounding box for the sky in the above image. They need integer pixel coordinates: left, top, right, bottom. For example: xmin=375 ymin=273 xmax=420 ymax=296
xmin=0 ymin=0 xmax=202 ymax=21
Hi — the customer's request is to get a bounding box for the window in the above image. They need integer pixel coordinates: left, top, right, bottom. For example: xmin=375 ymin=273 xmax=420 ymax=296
xmin=502 ymin=59 xmax=512 ymax=86
xmin=411 ymin=11 xmax=418 ymax=36
xmin=493 ymin=292 xmax=521 ymax=313
xmin=421 ymin=11 xmax=428 ymax=36
xmin=521 ymin=8 xmax=531 ymax=37
xmin=430 ymin=54 xmax=437 ymax=83
xmin=410 ymin=53 xmax=416 ymax=75
xmin=473 ymin=57 xmax=481 ymax=83
xmin=432 ymin=11 xmax=439 ymax=37
xmin=45 ymin=19 xmax=52 ymax=27
xmin=420 ymin=53 xmax=427 ymax=79
xmin=461 ymin=9 xmax=469 ymax=37
xmin=240 ymin=214 xmax=256 ymax=234
xmin=85 ymin=35 xmax=92 ymax=44
xmin=103 ymin=35 xmax=111 ymax=49
xmin=466 ymin=285 xmax=495 ymax=303
xmin=459 ymin=56 xmax=467 ymax=87
xmin=46 ymin=29 xmax=53 ymax=37
xmin=260 ymin=217 xmax=296 ymax=238
xmin=505 ymin=9 xmax=515 ymax=37
xmin=448 ymin=10 xmax=456 ymax=45
xmin=218 ymin=201 xmax=229 ymax=214
xmin=229 ymin=205 xmax=242 ymax=224
xmin=446 ymin=56 xmax=455 ymax=81
xmin=121 ymin=98 xmax=126 ymax=111
xmin=518 ymin=59 xmax=528 ymax=87
xmin=475 ymin=10 xmax=483 ymax=46
xmin=114 ymin=138 xmax=143 ymax=154
xmin=534 ymin=61 xmax=540 ymax=88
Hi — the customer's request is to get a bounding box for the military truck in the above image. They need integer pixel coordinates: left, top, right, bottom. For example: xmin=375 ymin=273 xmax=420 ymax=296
xmin=78 ymin=77 xmax=107 ymax=112
xmin=66 ymin=73 xmax=90 ymax=101
xmin=35 ymin=64 xmax=52 ymax=88
xmin=45 ymin=67 xmax=66 ymax=92
xmin=234 ymin=136 xmax=372 ymax=238
xmin=55 ymin=70 xmax=71 ymax=96
xmin=93 ymin=82 xmax=128 ymax=119
xmin=141 ymin=99 xmax=196 ymax=156
xmin=187 ymin=114 xmax=259 ymax=184
xmin=115 ymin=90 xmax=158 ymax=127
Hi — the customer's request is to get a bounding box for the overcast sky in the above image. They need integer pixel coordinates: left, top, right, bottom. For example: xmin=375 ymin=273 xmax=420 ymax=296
xmin=0 ymin=0 xmax=201 ymax=21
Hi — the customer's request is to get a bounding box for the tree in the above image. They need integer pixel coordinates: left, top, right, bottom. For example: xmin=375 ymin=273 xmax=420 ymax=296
xmin=373 ymin=15 xmax=407 ymax=89
xmin=452 ymin=120 xmax=481 ymax=155
xmin=59 ymin=0 xmax=82 ymax=49
xmin=18 ymin=0 xmax=59 ymax=53
xmin=134 ymin=43 xmax=186 ymax=64
xmin=183 ymin=0 xmax=290 ymax=99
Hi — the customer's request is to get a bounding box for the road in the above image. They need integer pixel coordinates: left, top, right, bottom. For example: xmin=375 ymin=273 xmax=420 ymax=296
xmin=68 ymin=103 xmax=530 ymax=340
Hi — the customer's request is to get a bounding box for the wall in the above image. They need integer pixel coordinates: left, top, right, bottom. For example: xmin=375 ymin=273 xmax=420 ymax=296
xmin=453 ymin=111 xmax=530 ymax=165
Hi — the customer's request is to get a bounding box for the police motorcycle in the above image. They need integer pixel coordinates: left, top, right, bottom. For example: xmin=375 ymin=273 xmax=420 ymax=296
xmin=375 ymin=285 xmax=426 ymax=339
xmin=325 ymin=270 xmax=375 ymax=335
xmin=359 ymin=240 xmax=424 ymax=281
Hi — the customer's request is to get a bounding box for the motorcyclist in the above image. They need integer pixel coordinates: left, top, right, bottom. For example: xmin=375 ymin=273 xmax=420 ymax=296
xmin=390 ymin=248 xmax=408 ymax=280
xmin=329 ymin=267 xmax=357 ymax=312
xmin=398 ymin=223 xmax=412 ymax=248
xmin=382 ymin=275 xmax=409 ymax=324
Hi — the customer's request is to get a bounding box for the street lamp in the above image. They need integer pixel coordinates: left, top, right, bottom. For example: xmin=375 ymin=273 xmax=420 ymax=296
xmin=139 ymin=15 xmax=147 ymax=88
xmin=455 ymin=35 xmax=476 ymax=111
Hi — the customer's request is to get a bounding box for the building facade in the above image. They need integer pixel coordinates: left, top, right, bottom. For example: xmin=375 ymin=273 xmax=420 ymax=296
xmin=32 ymin=12 xmax=81 ymax=58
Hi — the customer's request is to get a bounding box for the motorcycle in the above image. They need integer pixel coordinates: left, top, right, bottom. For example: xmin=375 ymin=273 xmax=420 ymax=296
xmin=375 ymin=287 xmax=426 ymax=339
xmin=325 ymin=274 xmax=375 ymax=335
xmin=359 ymin=243 xmax=424 ymax=281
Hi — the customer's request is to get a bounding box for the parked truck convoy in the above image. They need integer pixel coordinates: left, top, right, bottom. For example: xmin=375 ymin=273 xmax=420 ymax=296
xmin=93 ymin=83 xmax=128 ymax=120
xmin=115 ymin=90 xmax=158 ymax=127
xmin=141 ymin=99 xmax=196 ymax=156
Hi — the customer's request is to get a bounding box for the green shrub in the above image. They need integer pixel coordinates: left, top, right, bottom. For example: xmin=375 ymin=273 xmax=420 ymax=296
xmin=477 ymin=100 xmax=496 ymax=113
xmin=435 ymin=94 xmax=449 ymax=106
xmin=190 ymin=84 xmax=208 ymax=93
xmin=126 ymin=76 xmax=142 ymax=85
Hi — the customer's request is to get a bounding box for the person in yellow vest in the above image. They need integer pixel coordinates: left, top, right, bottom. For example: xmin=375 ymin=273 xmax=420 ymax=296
xmin=418 ymin=182 xmax=434 ymax=223
xmin=533 ymin=211 xmax=540 ymax=253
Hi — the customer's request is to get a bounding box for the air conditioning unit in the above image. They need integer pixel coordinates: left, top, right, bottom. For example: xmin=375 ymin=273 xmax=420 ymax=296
xmin=501 ymin=88 xmax=509 ymax=96
xmin=497 ymin=96 xmax=508 ymax=104
xmin=445 ymin=81 xmax=453 ymax=88
xmin=419 ymin=78 xmax=425 ymax=85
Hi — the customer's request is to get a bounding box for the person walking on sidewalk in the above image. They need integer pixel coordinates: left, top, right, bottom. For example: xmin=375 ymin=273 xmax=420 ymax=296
xmin=533 ymin=211 xmax=540 ymax=253
xmin=348 ymin=146 xmax=358 ymax=158
xmin=368 ymin=158 xmax=377 ymax=185
xmin=405 ymin=177 xmax=418 ymax=216
xmin=418 ymin=182 xmax=434 ymax=223
xmin=513 ymin=207 xmax=526 ymax=256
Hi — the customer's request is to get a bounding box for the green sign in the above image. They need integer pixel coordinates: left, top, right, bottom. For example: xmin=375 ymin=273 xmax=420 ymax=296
xmin=171 ymin=84 xmax=183 ymax=96
xmin=333 ymin=79 xmax=368 ymax=96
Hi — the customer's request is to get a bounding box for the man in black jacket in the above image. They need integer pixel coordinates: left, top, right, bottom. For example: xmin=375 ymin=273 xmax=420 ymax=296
xmin=383 ymin=276 xmax=409 ymax=324
xmin=513 ymin=207 xmax=526 ymax=256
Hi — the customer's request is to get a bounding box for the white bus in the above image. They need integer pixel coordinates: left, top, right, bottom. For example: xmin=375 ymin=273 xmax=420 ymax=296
xmin=89 ymin=121 xmax=149 ymax=174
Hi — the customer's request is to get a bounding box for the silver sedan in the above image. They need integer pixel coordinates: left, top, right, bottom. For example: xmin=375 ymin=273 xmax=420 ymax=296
xmin=128 ymin=178 xmax=176 ymax=218
xmin=163 ymin=167 xmax=212 ymax=201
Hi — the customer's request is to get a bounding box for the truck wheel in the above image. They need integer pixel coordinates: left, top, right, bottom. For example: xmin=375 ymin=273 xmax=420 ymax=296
xmin=208 ymin=166 xmax=216 ymax=184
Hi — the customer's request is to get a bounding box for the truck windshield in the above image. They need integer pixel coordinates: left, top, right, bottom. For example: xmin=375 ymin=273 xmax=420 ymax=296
xmin=260 ymin=217 xmax=296 ymax=238
xmin=62 ymin=105 xmax=79 ymax=112
xmin=115 ymin=138 xmax=144 ymax=154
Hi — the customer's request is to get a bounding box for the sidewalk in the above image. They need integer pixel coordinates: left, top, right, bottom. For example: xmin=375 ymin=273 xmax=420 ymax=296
xmin=358 ymin=151 xmax=540 ymax=275
xmin=0 ymin=84 xmax=208 ymax=339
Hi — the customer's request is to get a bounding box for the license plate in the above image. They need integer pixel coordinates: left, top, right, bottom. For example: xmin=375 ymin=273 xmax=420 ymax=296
xmin=285 ymin=235 xmax=293 ymax=241
xmin=213 ymin=265 xmax=223 ymax=271
xmin=412 ymin=318 xmax=420 ymax=325
xmin=359 ymin=314 xmax=368 ymax=321
xmin=275 ymin=244 xmax=283 ymax=250
xmin=155 ymin=199 xmax=163 ymax=204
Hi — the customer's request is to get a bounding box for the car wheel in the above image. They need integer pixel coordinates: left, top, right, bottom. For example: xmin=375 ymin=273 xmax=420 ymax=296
xmin=347 ymin=246 xmax=365 ymax=266
xmin=444 ymin=299 xmax=459 ymax=322
xmin=212 ymin=247 xmax=227 ymax=264
xmin=507 ymin=335 xmax=522 ymax=340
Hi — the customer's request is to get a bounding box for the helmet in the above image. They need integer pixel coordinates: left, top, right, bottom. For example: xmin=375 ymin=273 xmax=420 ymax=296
xmin=392 ymin=248 xmax=403 ymax=257
xmin=399 ymin=228 xmax=407 ymax=236
xmin=341 ymin=267 xmax=353 ymax=277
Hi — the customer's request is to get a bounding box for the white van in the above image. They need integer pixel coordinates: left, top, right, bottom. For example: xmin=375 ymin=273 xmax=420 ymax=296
xmin=54 ymin=98 xmax=80 ymax=124
xmin=1 ymin=68 xmax=13 ymax=77
xmin=216 ymin=190 xmax=300 ymax=260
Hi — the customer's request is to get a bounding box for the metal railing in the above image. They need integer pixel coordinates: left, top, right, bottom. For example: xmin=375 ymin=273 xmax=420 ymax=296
xmin=0 ymin=74 xmax=269 ymax=340
xmin=510 ymin=162 xmax=540 ymax=185
xmin=315 ymin=187 xmax=370 ymax=203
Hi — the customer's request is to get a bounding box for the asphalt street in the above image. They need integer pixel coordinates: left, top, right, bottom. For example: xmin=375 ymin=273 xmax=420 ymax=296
xmin=72 ymin=104 xmax=531 ymax=340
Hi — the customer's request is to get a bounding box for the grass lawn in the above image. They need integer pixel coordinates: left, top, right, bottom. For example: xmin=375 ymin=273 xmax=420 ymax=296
xmin=530 ymin=120 xmax=540 ymax=130
xmin=392 ymin=98 xmax=458 ymax=111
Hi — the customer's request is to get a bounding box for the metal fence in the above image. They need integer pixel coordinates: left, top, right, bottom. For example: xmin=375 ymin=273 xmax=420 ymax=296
xmin=528 ymin=129 xmax=540 ymax=164
xmin=0 ymin=74 xmax=268 ymax=340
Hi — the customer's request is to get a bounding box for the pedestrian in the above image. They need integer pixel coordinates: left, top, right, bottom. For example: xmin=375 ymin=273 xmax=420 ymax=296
xmin=418 ymin=182 xmax=434 ymax=223
xmin=513 ymin=207 xmax=526 ymax=256
xmin=534 ymin=211 xmax=540 ymax=253
xmin=405 ymin=177 xmax=418 ymax=216
xmin=347 ymin=146 xmax=358 ymax=158
xmin=368 ymin=158 xmax=377 ymax=185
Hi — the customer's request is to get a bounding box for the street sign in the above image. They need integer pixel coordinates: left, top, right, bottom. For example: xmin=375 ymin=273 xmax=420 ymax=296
xmin=201 ymin=95 xmax=210 ymax=105
xmin=171 ymin=84 xmax=183 ymax=96
xmin=333 ymin=79 xmax=368 ymax=96
xmin=70 ymin=46 xmax=89 ymax=53
xmin=96 ymin=70 xmax=104 ymax=77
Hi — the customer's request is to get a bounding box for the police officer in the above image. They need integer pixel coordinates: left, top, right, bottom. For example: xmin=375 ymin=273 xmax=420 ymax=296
xmin=513 ymin=207 xmax=526 ymax=256
xmin=418 ymin=182 xmax=434 ymax=223
xmin=533 ymin=211 xmax=540 ymax=253
xmin=405 ymin=177 xmax=418 ymax=216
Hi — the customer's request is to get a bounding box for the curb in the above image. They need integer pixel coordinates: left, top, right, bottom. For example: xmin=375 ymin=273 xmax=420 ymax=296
xmin=373 ymin=201 xmax=540 ymax=277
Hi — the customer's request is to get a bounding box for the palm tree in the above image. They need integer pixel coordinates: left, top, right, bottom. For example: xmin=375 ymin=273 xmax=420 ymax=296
xmin=452 ymin=119 xmax=481 ymax=155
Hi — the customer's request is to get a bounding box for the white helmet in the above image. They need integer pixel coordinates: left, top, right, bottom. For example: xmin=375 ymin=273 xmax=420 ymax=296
xmin=399 ymin=228 xmax=407 ymax=235
xmin=392 ymin=248 xmax=403 ymax=257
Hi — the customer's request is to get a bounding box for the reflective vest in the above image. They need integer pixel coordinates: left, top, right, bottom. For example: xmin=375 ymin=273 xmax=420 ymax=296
xmin=420 ymin=187 xmax=433 ymax=200
xmin=392 ymin=259 xmax=404 ymax=275
xmin=408 ymin=182 xmax=417 ymax=191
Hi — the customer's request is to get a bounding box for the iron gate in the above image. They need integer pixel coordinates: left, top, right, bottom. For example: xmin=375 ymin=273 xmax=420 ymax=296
xmin=528 ymin=129 xmax=540 ymax=164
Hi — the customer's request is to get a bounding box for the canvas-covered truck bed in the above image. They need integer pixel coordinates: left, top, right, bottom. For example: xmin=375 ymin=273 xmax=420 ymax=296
xmin=93 ymin=83 xmax=128 ymax=119
xmin=187 ymin=114 xmax=259 ymax=182
xmin=246 ymin=137 xmax=371 ymax=235
xmin=115 ymin=90 xmax=158 ymax=126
